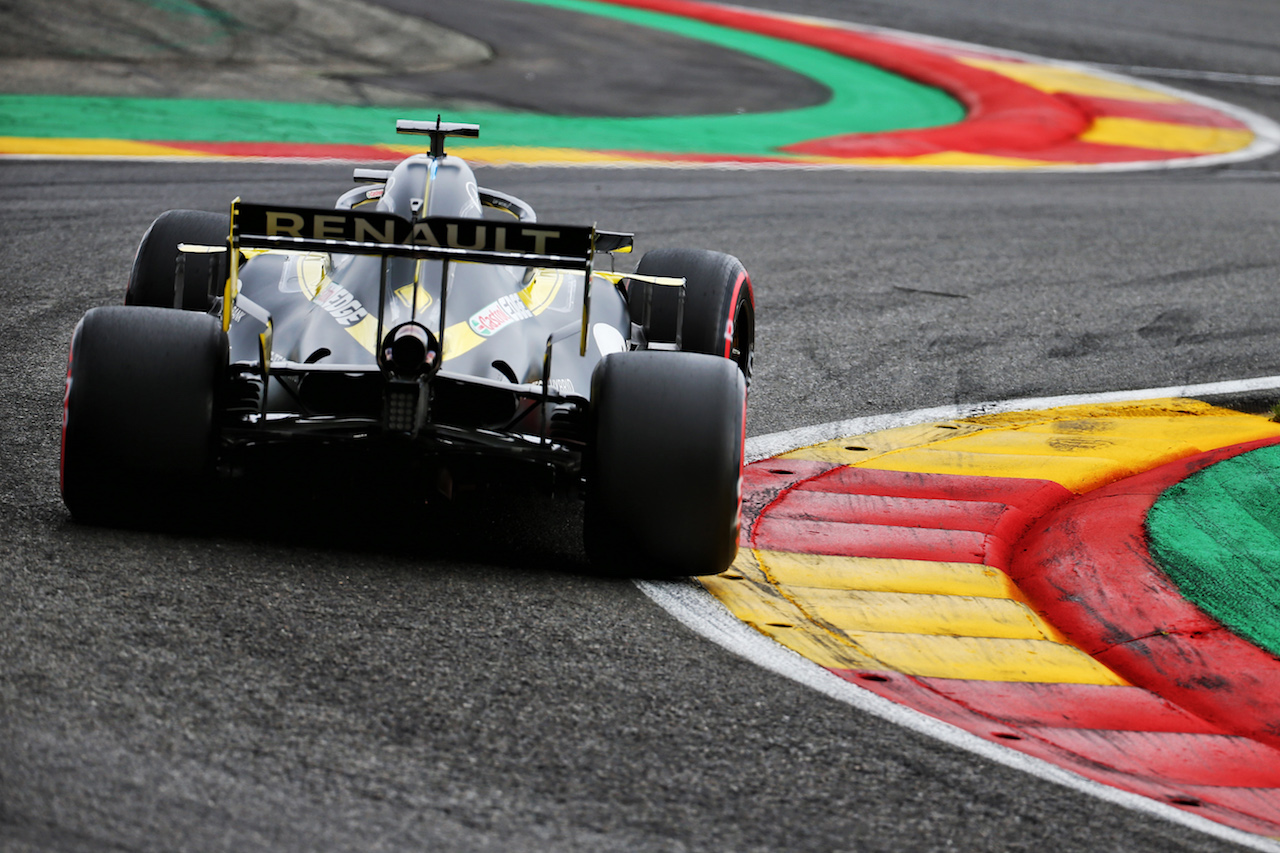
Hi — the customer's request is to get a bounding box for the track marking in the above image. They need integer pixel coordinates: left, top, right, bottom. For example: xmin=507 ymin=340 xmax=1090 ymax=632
xmin=3 ymin=0 xmax=1277 ymax=170
xmin=639 ymin=374 xmax=1280 ymax=850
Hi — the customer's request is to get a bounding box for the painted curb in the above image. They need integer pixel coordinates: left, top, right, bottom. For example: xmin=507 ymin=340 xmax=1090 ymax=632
xmin=697 ymin=399 xmax=1280 ymax=840
xmin=2 ymin=0 xmax=1277 ymax=169
xmin=1010 ymin=436 xmax=1280 ymax=752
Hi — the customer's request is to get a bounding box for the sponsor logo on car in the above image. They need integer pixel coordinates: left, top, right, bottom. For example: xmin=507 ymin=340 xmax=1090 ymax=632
xmin=468 ymin=293 xmax=533 ymax=337
xmin=316 ymin=282 xmax=369 ymax=327
xmin=239 ymin=203 xmax=592 ymax=259
xmin=546 ymin=378 xmax=574 ymax=394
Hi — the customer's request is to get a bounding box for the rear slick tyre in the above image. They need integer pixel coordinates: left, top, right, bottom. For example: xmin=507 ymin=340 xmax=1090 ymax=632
xmin=585 ymin=351 xmax=746 ymax=578
xmin=60 ymin=306 xmax=226 ymax=525
xmin=631 ymin=247 xmax=755 ymax=384
xmin=126 ymin=209 xmax=230 ymax=310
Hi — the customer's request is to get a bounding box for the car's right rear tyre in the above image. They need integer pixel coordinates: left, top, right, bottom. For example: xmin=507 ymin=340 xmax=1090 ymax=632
xmin=60 ymin=306 xmax=226 ymax=525
xmin=630 ymin=247 xmax=755 ymax=384
xmin=584 ymin=350 xmax=746 ymax=577
xmin=126 ymin=209 xmax=230 ymax=310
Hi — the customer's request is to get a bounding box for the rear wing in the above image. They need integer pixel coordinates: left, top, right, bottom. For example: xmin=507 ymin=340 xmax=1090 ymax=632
xmin=224 ymin=200 xmax=635 ymax=356
xmin=234 ymin=201 xmax=602 ymax=268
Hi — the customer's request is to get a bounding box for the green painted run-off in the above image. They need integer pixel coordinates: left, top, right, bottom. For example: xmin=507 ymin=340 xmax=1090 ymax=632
xmin=0 ymin=0 xmax=963 ymax=156
xmin=1147 ymin=444 xmax=1280 ymax=658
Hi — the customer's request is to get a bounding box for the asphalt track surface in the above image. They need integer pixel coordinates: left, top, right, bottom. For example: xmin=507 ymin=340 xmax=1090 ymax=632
xmin=3 ymin=1 xmax=1280 ymax=852
xmin=402 ymin=0 xmax=833 ymax=116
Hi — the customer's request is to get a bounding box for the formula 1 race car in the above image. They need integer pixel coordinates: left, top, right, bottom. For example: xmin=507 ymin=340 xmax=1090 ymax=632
xmin=60 ymin=119 xmax=754 ymax=577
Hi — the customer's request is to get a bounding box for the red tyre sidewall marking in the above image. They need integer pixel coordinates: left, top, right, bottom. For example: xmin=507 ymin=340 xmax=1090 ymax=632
xmin=722 ymin=269 xmax=749 ymax=359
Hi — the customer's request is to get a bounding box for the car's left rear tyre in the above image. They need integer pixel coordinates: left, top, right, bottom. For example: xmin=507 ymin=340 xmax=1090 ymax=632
xmin=60 ymin=306 xmax=226 ymax=525
xmin=584 ymin=350 xmax=745 ymax=577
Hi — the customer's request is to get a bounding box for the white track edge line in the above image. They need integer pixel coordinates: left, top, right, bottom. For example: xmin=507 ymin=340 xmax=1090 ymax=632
xmin=639 ymin=374 xmax=1280 ymax=849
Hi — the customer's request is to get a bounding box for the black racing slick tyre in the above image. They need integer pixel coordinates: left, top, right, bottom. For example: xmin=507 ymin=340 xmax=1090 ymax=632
xmin=630 ymin=248 xmax=755 ymax=384
xmin=126 ymin=209 xmax=230 ymax=310
xmin=60 ymin=306 xmax=226 ymax=525
xmin=585 ymin=351 xmax=746 ymax=577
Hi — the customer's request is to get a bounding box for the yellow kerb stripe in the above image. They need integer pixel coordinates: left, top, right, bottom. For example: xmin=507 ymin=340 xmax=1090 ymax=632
xmin=846 ymin=632 xmax=1128 ymax=684
xmin=1081 ymin=117 xmax=1254 ymax=154
xmin=828 ymin=152 xmax=1064 ymax=169
xmin=0 ymin=136 xmax=217 ymax=158
xmin=957 ymin=58 xmax=1184 ymax=103
xmin=715 ymin=550 xmax=1121 ymax=683
xmin=780 ymin=421 xmax=985 ymax=465
xmin=792 ymin=586 xmax=1068 ymax=642
xmin=705 ymin=549 xmax=883 ymax=670
xmin=757 ymin=551 xmax=1025 ymax=599
xmin=854 ymin=405 xmax=1280 ymax=493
